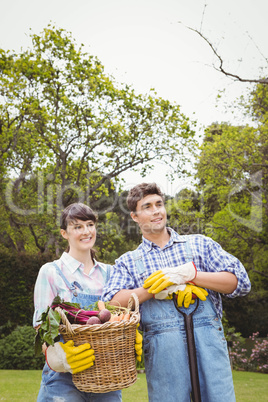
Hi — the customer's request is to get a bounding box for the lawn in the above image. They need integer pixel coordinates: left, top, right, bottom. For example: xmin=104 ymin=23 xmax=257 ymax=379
xmin=0 ymin=370 xmax=267 ymax=401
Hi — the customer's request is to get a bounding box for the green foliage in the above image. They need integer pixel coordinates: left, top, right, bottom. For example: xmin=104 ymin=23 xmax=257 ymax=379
xmin=221 ymin=311 xmax=244 ymax=345
xmin=0 ymin=25 xmax=196 ymax=255
xmin=34 ymin=308 xmax=61 ymax=356
xmin=96 ymin=212 xmax=139 ymax=263
xmin=167 ymin=83 xmax=268 ymax=337
xmin=166 ymin=188 xmax=205 ymax=235
xmin=0 ymin=251 xmax=52 ymax=328
xmin=223 ymin=295 xmax=268 ymax=338
xmin=194 ymin=121 xmax=268 ymax=333
xmin=0 ymin=326 xmax=45 ymax=369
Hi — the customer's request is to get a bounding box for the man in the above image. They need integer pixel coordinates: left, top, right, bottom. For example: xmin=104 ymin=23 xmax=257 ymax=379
xmin=102 ymin=182 xmax=251 ymax=402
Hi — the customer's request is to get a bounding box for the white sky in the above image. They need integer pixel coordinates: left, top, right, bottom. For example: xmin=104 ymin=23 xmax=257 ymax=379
xmin=1 ymin=0 xmax=267 ymax=195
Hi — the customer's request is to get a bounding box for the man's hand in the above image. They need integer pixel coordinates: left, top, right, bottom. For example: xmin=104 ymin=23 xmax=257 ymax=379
xmin=153 ymin=283 xmax=186 ymax=300
xmin=46 ymin=340 xmax=95 ymax=374
xmin=135 ymin=325 xmax=143 ymax=362
xmin=176 ymin=284 xmax=208 ymax=308
xmin=143 ymin=262 xmax=197 ymax=294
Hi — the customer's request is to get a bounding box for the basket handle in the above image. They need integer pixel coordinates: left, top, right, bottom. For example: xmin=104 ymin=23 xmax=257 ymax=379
xmin=55 ymin=307 xmax=75 ymax=335
xmin=127 ymin=292 xmax=139 ymax=314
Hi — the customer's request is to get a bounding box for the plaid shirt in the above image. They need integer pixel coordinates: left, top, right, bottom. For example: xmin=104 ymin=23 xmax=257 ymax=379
xmin=33 ymin=252 xmax=110 ymax=327
xmin=102 ymin=228 xmax=251 ymax=317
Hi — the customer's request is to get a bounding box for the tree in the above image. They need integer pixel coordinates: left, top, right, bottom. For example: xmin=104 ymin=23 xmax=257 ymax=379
xmin=195 ymin=119 xmax=268 ymax=269
xmin=194 ymin=117 xmax=268 ymax=336
xmin=167 ymin=80 xmax=268 ymax=335
xmin=166 ymin=188 xmax=205 ymax=236
xmin=0 ymin=25 xmax=197 ymax=255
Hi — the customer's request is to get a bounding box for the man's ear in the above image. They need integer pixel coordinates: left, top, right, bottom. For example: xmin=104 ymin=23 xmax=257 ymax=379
xmin=130 ymin=211 xmax=138 ymax=223
xmin=60 ymin=229 xmax=68 ymax=240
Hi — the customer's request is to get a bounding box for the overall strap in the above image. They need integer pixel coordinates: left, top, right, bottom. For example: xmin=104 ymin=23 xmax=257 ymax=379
xmin=132 ymin=249 xmax=145 ymax=274
xmin=51 ymin=262 xmax=83 ymax=297
xmin=184 ymin=239 xmax=193 ymax=263
xmin=104 ymin=263 xmax=113 ymax=281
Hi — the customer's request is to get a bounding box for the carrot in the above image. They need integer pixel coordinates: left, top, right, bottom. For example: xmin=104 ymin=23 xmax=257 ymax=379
xmin=109 ymin=314 xmax=120 ymax=322
xmin=123 ymin=313 xmax=130 ymax=320
xmin=98 ymin=300 xmax=106 ymax=311
xmin=119 ymin=314 xmax=125 ymax=321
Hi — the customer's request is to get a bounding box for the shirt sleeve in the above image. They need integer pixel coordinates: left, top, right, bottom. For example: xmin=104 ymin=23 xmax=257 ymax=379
xmin=101 ymin=256 xmax=137 ymax=302
xmin=202 ymin=236 xmax=251 ymax=298
xmin=33 ymin=263 xmax=60 ymax=327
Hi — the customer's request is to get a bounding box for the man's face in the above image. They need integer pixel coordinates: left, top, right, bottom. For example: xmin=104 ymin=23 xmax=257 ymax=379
xmin=131 ymin=194 xmax=167 ymax=235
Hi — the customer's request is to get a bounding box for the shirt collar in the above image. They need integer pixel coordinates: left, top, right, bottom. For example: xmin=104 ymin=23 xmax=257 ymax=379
xmin=168 ymin=228 xmax=188 ymax=244
xmin=141 ymin=227 xmax=187 ymax=252
xmin=60 ymin=252 xmax=82 ymax=273
xmin=94 ymin=260 xmax=110 ymax=274
xmin=60 ymin=252 xmax=108 ymax=274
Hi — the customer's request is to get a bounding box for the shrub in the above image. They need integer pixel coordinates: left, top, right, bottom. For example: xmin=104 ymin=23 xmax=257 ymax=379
xmin=230 ymin=332 xmax=268 ymax=373
xmin=0 ymin=251 xmax=52 ymax=330
xmin=0 ymin=325 xmax=44 ymax=369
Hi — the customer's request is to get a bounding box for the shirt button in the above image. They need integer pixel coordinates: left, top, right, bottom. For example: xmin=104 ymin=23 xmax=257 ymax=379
xmin=215 ymin=318 xmax=218 ymax=321
xmin=219 ymin=327 xmax=222 ymax=331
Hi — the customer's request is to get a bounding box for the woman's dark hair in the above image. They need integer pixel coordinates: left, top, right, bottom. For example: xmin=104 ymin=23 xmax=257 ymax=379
xmin=60 ymin=202 xmax=97 ymax=230
xmin=60 ymin=203 xmax=98 ymax=258
xmin=127 ymin=183 xmax=165 ymax=212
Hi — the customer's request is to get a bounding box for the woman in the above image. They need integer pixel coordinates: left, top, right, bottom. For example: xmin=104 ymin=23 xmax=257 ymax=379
xmin=33 ymin=203 xmax=123 ymax=401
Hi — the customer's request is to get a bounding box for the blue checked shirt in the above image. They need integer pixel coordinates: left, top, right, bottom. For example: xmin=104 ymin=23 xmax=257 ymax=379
xmin=102 ymin=228 xmax=251 ymax=317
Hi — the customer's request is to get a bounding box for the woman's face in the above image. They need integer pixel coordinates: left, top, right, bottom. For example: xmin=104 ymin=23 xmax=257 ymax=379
xmin=60 ymin=219 xmax=96 ymax=253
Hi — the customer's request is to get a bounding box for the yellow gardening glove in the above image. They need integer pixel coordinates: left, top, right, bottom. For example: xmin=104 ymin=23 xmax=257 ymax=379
xmin=176 ymin=284 xmax=208 ymax=308
xmin=135 ymin=325 xmax=143 ymax=362
xmin=46 ymin=340 xmax=95 ymax=374
xmin=143 ymin=262 xmax=197 ymax=294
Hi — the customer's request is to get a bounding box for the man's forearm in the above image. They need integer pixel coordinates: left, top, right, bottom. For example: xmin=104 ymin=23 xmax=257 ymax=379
xmin=110 ymin=287 xmax=153 ymax=307
xmin=194 ymin=271 xmax=238 ymax=294
xmin=110 ymin=272 xmax=238 ymax=307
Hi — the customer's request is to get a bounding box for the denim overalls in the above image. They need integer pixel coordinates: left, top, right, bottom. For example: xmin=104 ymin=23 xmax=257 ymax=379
xmin=133 ymin=241 xmax=236 ymax=402
xmin=37 ymin=262 xmax=122 ymax=402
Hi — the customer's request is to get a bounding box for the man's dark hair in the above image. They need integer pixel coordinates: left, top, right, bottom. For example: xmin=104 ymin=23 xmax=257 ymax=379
xmin=127 ymin=183 xmax=165 ymax=212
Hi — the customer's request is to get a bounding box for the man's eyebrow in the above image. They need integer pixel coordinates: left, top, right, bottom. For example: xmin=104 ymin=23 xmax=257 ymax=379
xmin=141 ymin=202 xmax=151 ymax=209
xmin=141 ymin=200 xmax=163 ymax=208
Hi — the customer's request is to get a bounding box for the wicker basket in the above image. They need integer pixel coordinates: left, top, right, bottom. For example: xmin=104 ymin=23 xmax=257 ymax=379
xmin=57 ymin=293 xmax=140 ymax=393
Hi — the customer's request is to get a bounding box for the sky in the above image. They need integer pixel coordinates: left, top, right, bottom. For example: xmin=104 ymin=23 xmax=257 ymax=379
xmin=1 ymin=0 xmax=267 ymax=195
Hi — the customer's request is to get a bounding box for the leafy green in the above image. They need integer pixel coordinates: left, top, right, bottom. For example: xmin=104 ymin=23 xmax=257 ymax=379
xmin=34 ymin=296 xmax=94 ymax=355
xmin=51 ymin=295 xmax=81 ymax=309
xmin=34 ymin=306 xmax=61 ymax=356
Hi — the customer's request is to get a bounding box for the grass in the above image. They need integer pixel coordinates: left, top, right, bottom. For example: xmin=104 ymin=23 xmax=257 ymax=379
xmin=232 ymin=370 xmax=268 ymax=402
xmin=0 ymin=370 xmax=267 ymax=401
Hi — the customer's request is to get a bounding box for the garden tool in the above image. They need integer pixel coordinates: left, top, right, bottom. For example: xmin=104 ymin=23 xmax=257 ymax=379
xmin=173 ymin=295 xmax=201 ymax=402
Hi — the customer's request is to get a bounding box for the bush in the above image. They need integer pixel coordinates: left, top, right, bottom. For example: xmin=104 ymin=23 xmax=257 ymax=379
xmin=230 ymin=332 xmax=268 ymax=373
xmin=0 ymin=325 xmax=45 ymax=369
xmin=0 ymin=251 xmax=52 ymax=330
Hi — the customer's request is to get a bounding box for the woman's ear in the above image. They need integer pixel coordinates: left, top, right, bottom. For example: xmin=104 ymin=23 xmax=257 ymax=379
xmin=60 ymin=229 xmax=68 ymax=240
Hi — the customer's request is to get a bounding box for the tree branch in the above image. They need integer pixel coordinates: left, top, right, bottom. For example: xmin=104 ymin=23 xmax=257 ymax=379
xmin=185 ymin=25 xmax=268 ymax=85
xmin=29 ymin=224 xmax=45 ymax=253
